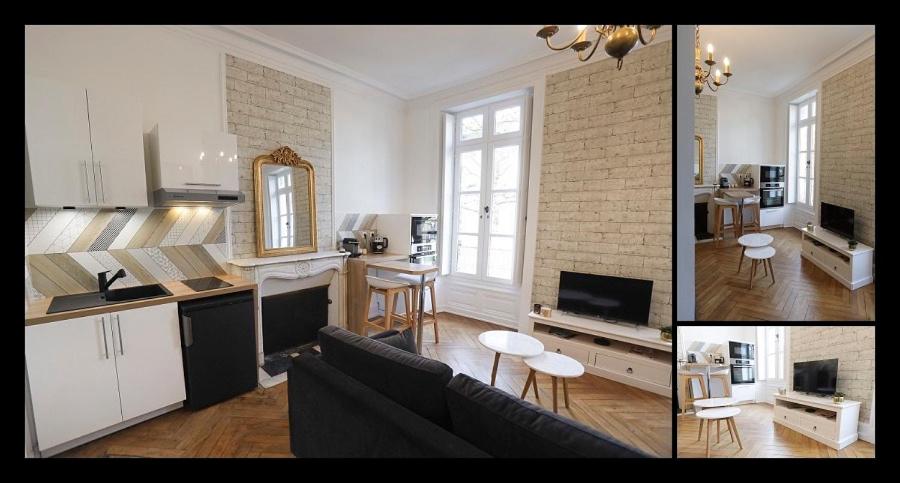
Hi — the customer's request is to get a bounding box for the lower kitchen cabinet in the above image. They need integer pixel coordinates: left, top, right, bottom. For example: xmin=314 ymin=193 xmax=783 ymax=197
xmin=25 ymin=303 xmax=186 ymax=452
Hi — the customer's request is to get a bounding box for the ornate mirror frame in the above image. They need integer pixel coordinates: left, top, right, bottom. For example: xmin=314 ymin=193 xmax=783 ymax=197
xmin=253 ymin=146 xmax=318 ymax=257
xmin=694 ymin=135 xmax=704 ymax=185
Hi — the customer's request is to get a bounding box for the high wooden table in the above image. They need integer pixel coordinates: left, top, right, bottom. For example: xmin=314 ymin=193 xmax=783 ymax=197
xmin=367 ymin=260 xmax=439 ymax=354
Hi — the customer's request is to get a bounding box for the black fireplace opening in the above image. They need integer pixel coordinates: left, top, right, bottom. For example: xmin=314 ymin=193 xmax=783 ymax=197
xmin=260 ymin=285 xmax=330 ymax=376
xmin=694 ymin=201 xmax=712 ymax=240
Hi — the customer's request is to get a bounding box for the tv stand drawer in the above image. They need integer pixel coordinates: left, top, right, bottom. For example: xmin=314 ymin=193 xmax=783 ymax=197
xmin=592 ymin=351 xmax=671 ymax=387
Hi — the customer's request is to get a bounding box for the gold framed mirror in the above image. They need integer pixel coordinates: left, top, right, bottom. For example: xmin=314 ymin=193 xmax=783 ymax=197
xmin=694 ymin=135 xmax=704 ymax=185
xmin=253 ymin=146 xmax=317 ymax=257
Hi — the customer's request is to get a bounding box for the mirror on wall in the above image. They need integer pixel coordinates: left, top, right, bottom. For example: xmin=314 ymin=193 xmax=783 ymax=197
xmin=253 ymin=146 xmax=317 ymax=257
xmin=694 ymin=135 xmax=704 ymax=185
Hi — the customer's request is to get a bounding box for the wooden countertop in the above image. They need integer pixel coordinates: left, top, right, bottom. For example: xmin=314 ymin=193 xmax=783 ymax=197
xmin=25 ymin=274 xmax=256 ymax=326
xmin=349 ymin=253 xmax=409 ymax=263
xmin=367 ymin=260 xmax=439 ymax=275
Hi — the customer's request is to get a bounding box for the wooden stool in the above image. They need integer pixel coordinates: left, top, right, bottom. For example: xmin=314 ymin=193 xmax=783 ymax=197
xmin=709 ymin=371 xmax=732 ymax=397
xmin=744 ymin=246 xmax=776 ymax=289
xmin=713 ymin=198 xmax=740 ymax=247
xmin=522 ymin=351 xmax=584 ymax=413
xmin=741 ymin=196 xmax=761 ymax=233
xmin=677 ymin=372 xmax=708 ymax=415
xmin=364 ymin=275 xmax=414 ymax=333
xmin=696 ymin=407 xmax=742 ymax=457
xmin=737 ymin=233 xmax=773 ymax=274
xmin=393 ymin=273 xmax=439 ymax=343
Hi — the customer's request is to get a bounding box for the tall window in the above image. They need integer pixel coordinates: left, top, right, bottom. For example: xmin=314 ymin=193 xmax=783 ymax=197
xmin=756 ymin=326 xmax=785 ymax=381
xmin=267 ymin=170 xmax=294 ymax=248
xmin=791 ymin=95 xmax=817 ymax=210
xmin=450 ymin=96 xmax=528 ymax=283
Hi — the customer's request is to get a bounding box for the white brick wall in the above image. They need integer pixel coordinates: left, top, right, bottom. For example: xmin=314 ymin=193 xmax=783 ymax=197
xmin=533 ymin=41 xmax=672 ymax=328
xmin=819 ymin=56 xmax=875 ymax=247
xmin=694 ymin=94 xmax=717 ymax=184
xmin=225 ymin=55 xmax=333 ymax=259
xmin=790 ymin=326 xmax=875 ymax=422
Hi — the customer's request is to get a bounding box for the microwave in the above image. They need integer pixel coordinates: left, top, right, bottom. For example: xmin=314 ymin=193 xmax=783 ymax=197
xmin=728 ymin=341 xmax=755 ymax=361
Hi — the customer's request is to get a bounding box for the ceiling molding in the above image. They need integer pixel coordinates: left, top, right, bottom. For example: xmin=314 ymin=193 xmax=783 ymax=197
xmin=772 ymin=31 xmax=875 ymax=99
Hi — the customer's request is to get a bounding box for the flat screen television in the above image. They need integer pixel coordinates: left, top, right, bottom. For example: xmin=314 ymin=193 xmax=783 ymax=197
xmin=820 ymin=202 xmax=855 ymax=240
xmin=792 ymin=359 xmax=838 ymax=395
xmin=556 ymin=271 xmax=653 ymax=326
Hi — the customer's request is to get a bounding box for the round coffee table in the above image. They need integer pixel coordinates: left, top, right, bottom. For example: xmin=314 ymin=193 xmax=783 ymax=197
xmin=693 ymin=397 xmax=737 ymax=442
xmin=478 ymin=331 xmax=544 ymax=386
xmin=521 ymin=351 xmax=585 ymax=413
xmin=737 ymin=233 xmax=773 ymax=274
xmin=745 ymin=245 xmax=776 ymax=289
xmin=696 ymin=406 xmax=743 ymax=457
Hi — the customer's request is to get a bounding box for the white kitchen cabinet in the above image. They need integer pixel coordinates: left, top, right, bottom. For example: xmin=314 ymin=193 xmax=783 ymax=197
xmin=86 ymin=88 xmax=148 ymax=207
xmin=25 ymin=76 xmax=96 ymax=207
xmin=25 ymin=303 xmax=185 ymax=452
xmin=760 ymin=207 xmax=785 ymax=228
xmin=110 ymin=304 xmax=186 ymax=421
xmin=25 ymin=314 xmax=123 ymax=450
xmin=24 ymin=75 xmax=147 ymax=208
xmin=148 ymin=124 xmax=239 ymax=192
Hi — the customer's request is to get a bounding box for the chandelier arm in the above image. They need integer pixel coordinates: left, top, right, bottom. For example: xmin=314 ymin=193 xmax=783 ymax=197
xmin=544 ymin=34 xmax=581 ymax=51
xmin=637 ymin=25 xmax=657 ymax=45
xmin=705 ymin=79 xmax=719 ymax=92
xmin=576 ymin=31 xmax=602 ymax=62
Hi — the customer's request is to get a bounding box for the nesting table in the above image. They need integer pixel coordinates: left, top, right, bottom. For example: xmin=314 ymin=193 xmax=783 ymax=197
xmin=696 ymin=406 xmax=743 ymax=457
xmin=522 ymin=351 xmax=585 ymax=413
xmin=478 ymin=330 xmax=544 ymax=386
xmin=737 ymin=233 xmax=775 ymax=289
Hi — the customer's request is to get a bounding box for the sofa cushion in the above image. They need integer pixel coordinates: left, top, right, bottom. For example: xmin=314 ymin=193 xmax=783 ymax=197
xmin=317 ymin=325 xmax=453 ymax=429
xmin=444 ymin=373 xmax=651 ymax=458
xmin=369 ymin=329 xmax=416 ymax=353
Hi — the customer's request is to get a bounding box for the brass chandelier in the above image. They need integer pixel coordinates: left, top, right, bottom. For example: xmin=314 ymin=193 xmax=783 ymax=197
xmin=695 ymin=25 xmax=733 ymax=95
xmin=536 ymin=25 xmax=662 ymax=70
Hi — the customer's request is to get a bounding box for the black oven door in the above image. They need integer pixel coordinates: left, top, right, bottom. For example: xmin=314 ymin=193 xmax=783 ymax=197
xmin=731 ymin=365 xmax=755 ymax=385
xmin=760 ymin=188 xmax=784 ymax=208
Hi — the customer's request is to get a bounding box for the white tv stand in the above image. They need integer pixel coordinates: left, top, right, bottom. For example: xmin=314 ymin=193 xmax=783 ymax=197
xmin=527 ymin=311 xmax=671 ymax=397
xmin=773 ymin=392 xmax=860 ymax=450
xmin=800 ymin=226 xmax=873 ymax=290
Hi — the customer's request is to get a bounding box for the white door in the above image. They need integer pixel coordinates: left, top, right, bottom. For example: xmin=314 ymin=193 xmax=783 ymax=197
xmin=86 ymin=88 xmax=148 ymax=207
xmin=111 ymin=303 xmax=186 ymax=420
xmin=25 ymin=75 xmax=96 ymax=207
xmin=25 ymin=315 xmax=122 ymax=450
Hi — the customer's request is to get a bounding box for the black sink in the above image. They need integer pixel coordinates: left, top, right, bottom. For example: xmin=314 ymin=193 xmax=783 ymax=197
xmin=46 ymin=284 xmax=173 ymax=314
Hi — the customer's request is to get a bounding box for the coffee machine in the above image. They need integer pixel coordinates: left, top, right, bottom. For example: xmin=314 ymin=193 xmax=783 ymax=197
xmin=341 ymin=238 xmax=360 ymax=257
xmin=371 ymin=235 xmax=389 ymax=254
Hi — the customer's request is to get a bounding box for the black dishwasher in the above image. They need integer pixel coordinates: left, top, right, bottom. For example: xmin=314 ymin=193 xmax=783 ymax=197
xmin=179 ymin=290 xmax=257 ymax=409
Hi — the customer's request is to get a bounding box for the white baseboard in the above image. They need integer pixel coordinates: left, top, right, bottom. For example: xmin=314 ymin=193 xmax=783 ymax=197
xmin=859 ymin=421 xmax=875 ymax=444
xmin=441 ymin=307 xmax=518 ymax=330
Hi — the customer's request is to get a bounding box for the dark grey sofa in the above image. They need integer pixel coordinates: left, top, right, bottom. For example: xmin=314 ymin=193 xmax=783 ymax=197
xmin=287 ymin=325 xmax=651 ymax=458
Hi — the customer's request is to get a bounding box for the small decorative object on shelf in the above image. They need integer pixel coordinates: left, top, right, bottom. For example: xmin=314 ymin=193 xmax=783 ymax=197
xmin=848 ymin=239 xmax=858 ymax=250
xmin=833 ymin=392 xmax=845 ymax=403
xmin=659 ymin=326 xmax=672 ymax=342
xmin=540 ymin=306 xmax=552 ymax=318
xmin=806 ymin=221 xmax=814 ymax=232
xmin=778 ymin=387 xmax=787 ymax=395
xmin=533 ymin=303 xmax=542 ymax=314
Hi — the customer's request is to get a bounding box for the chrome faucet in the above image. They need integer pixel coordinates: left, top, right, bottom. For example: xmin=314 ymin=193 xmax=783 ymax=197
xmin=98 ymin=269 xmax=127 ymax=296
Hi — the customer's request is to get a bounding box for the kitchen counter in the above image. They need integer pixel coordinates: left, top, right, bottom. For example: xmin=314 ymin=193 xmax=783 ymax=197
xmin=25 ymin=274 xmax=257 ymax=326
xmin=346 ymin=252 xmax=410 ymax=334
xmin=351 ymin=253 xmax=409 ymax=263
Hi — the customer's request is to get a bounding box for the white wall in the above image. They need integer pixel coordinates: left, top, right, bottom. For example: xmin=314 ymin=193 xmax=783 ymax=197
xmin=715 ymin=89 xmax=777 ymax=167
xmin=676 ymin=26 xmax=696 ymax=321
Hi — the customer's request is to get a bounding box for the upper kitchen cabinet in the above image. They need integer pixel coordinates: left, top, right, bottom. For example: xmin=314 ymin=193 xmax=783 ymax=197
xmin=25 ymin=75 xmax=148 ymax=208
xmin=147 ymin=124 xmax=241 ymax=206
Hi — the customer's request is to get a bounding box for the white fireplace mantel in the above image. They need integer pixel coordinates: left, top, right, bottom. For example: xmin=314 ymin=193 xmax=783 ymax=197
xmin=228 ymin=250 xmax=350 ymax=387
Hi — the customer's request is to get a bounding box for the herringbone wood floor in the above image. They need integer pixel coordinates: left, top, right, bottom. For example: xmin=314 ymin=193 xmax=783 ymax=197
xmin=59 ymin=313 xmax=672 ymax=458
xmin=696 ymin=227 xmax=875 ymax=321
xmin=677 ymin=403 xmax=874 ymax=458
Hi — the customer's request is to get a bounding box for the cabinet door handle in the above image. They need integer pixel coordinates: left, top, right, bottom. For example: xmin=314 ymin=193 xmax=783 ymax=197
xmin=116 ymin=314 xmax=124 ymax=355
xmin=626 ymin=367 xmax=633 ymax=374
xmin=184 ymin=182 xmax=222 ymax=187
xmin=100 ymin=316 xmax=109 ymax=359
xmin=95 ymin=162 xmax=106 ymax=203
xmin=182 ymin=315 xmax=193 ymax=347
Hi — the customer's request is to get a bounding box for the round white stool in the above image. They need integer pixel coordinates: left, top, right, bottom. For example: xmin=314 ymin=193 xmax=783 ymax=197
xmin=744 ymin=246 xmax=776 ymax=289
xmin=692 ymin=397 xmax=737 ymax=442
xmin=478 ymin=331 xmax=544 ymax=387
xmin=737 ymin=233 xmax=774 ymax=274
xmin=522 ymin=351 xmax=585 ymax=413
xmin=696 ymin=406 xmax=743 ymax=457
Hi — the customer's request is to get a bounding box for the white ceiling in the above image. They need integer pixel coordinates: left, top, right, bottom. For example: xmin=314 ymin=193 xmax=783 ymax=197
xmin=697 ymin=25 xmax=874 ymax=97
xmin=242 ymin=25 xmax=666 ymax=100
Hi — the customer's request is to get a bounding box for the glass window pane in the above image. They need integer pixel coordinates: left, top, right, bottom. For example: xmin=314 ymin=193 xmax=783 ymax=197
xmin=811 ymin=100 xmax=816 ymax=117
xmin=810 ymin=124 xmax=816 ymax=148
xmin=459 ymin=150 xmax=482 ymax=191
xmin=492 ymin=145 xmax=520 ymax=190
xmin=460 ymin=114 xmax=483 ymax=141
xmin=494 ymin=106 xmax=521 ymax=134
xmin=458 ymin=193 xmax=481 ymax=234
xmin=487 ymin=236 xmax=514 ymax=280
xmin=455 ymin=234 xmax=479 ymax=274
xmin=799 ymin=151 xmax=808 ymax=174
xmin=797 ymin=178 xmax=807 ymax=204
xmin=809 ymin=178 xmax=814 ymax=205
xmin=490 ymin=192 xmax=518 ymax=236
xmin=809 ymin=152 xmax=814 ymax=178
xmin=799 ymin=126 xmax=808 ymax=151
xmin=799 ymin=104 xmax=808 ymax=121
xmin=279 ymin=193 xmax=287 ymax=214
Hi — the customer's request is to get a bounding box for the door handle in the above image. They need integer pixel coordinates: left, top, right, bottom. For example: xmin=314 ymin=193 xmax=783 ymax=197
xmin=116 ymin=314 xmax=124 ymax=356
xmin=182 ymin=315 xmax=193 ymax=347
xmin=100 ymin=316 xmax=109 ymax=359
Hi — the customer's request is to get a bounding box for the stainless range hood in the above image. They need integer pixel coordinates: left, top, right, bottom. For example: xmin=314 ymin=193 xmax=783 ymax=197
xmin=152 ymin=188 xmax=245 ymax=207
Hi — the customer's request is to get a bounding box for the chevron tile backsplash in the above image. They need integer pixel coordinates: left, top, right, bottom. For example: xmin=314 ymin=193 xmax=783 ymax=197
xmin=25 ymin=207 xmax=228 ymax=298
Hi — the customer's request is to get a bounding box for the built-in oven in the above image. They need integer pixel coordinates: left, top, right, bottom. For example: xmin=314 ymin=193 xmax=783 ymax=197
xmin=410 ymin=241 xmax=436 ymax=265
xmin=411 ymin=215 xmax=438 ymax=245
xmin=760 ymin=165 xmax=785 ymax=184
xmin=728 ymin=341 xmax=755 ymax=361
xmin=760 ymin=183 xmax=785 ymax=208
xmin=731 ymin=362 xmax=755 ymax=385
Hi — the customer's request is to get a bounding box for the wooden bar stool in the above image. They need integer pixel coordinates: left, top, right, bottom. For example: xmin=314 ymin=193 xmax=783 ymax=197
xmin=741 ymin=195 xmax=762 ymax=233
xmin=677 ymin=372 xmax=708 ymax=415
xmin=709 ymin=371 xmax=733 ymax=397
xmin=364 ymin=275 xmax=414 ymax=334
xmin=713 ymin=198 xmax=740 ymax=247
xmin=393 ymin=273 xmax=439 ymax=343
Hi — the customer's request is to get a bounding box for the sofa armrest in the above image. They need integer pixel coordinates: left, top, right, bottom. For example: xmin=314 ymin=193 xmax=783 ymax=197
xmin=288 ymin=353 xmax=489 ymax=458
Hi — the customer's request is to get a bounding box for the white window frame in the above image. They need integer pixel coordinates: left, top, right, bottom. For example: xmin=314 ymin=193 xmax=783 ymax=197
xmin=448 ymin=95 xmax=530 ymax=285
xmin=789 ymin=94 xmax=817 ymax=210
xmin=756 ymin=326 xmax=785 ymax=382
